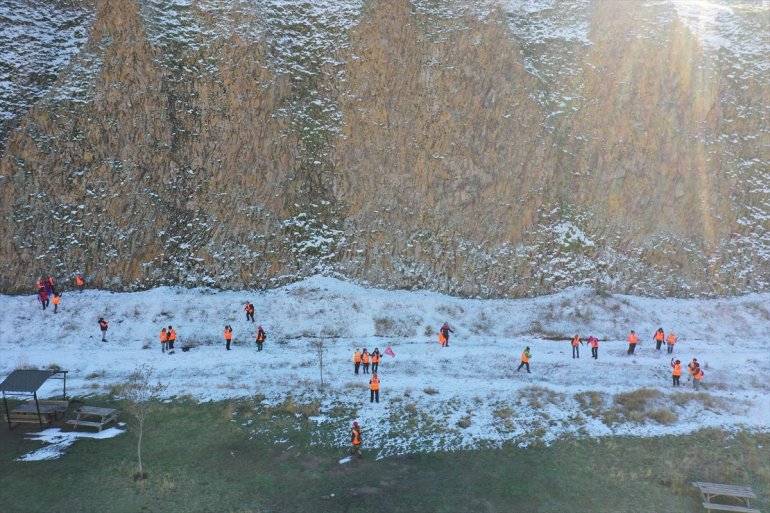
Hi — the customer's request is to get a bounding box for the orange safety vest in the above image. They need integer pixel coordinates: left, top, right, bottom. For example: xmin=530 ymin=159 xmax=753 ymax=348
xmin=168 ymin=329 xmax=177 ymax=341
xmin=672 ymin=363 xmax=682 ymax=376
xmin=572 ymin=337 xmax=581 ymax=347
xmin=369 ymin=376 xmax=380 ymax=391
xmin=688 ymin=361 xmax=699 ymax=375
xmin=75 ymin=276 xmax=84 ymax=286
xmin=655 ymin=331 xmax=664 ymax=342
xmin=667 ymin=334 xmax=677 ymax=345
xmin=354 ymin=351 xmax=361 ymax=363
xmin=363 ymin=352 xmax=370 ymax=364
xmin=53 ymin=295 xmax=60 ymax=305
xmin=256 ymin=330 xmax=265 ymax=342
xmin=160 ymin=330 xmax=168 ymax=342
xmin=521 ymin=351 xmax=529 ymax=363
xmin=351 ymin=427 xmax=361 ymax=445
xmin=628 ymin=333 xmax=638 ymax=344
xmin=694 ymin=368 xmax=703 ymax=380
xmin=224 ymin=329 xmax=232 ymax=341
xmin=438 ymin=333 xmax=446 ymax=344
xmin=372 ymin=353 xmax=380 ymax=363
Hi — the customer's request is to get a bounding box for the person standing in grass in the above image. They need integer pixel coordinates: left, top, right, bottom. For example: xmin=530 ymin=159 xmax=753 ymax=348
xmin=571 ymin=335 xmax=582 ymax=359
xmin=653 ymin=328 xmax=665 ymax=351
xmin=256 ymin=325 xmax=266 ymax=351
xmin=160 ymin=327 xmax=168 ymax=353
xmin=666 ymin=332 xmax=677 ymax=354
xmin=52 ymin=293 xmax=61 ymax=314
xmin=362 ymin=349 xmax=370 ymax=374
xmin=671 ymin=359 xmax=682 ymax=387
xmin=98 ymin=317 xmax=109 ymax=341
xmin=588 ymin=336 xmax=599 ymax=359
xmin=224 ymin=325 xmax=233 ymax=350
xmin=353 ymin=348 xmax=361 ymax=375
xmin=517 ymin=347 xmax=531 ymax=373
xmin=369 ymin=372 xmax=380 ymax=403
xmin=627 ymin=330 xmax=638 ymax=355
xmin=350 ymin=421 xmax=363 ymax=458
xmin=371 ymin=348 xmax=381 ymax=373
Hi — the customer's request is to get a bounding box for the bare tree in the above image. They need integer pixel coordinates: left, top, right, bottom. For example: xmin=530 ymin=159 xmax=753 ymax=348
xmin=119 ymin=364 xmax=167 ymax=480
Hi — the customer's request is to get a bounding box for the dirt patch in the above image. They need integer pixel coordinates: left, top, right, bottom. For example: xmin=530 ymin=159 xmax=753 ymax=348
xmin=347 ymin=485 xmax=381 ymax=498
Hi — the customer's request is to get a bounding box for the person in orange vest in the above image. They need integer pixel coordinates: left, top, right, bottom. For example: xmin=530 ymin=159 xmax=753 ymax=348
xmin=256 ymin=325 xmax=266 ymax=351
xmin=627 ymin=330 xmax=638 ymax=355
xmin=75 ymin=275 xmax=85 ymax=293
xmin=693 ymin=366 xmax=704 ymax=390
xmin=353 ymin=349 xmax=361 ymax=375
xmin=587 ymin=336 xmax=599 ymax=359
xmin=362 ymin=349 xmax=370 ymax=374
xmin=671 ymin=359 xmax=682 ymax=387
xmin=517 ymin=347 xmax=532 ymax=373
xmin=653 ymin=328 xmax=665 ymax=351
xmin=440 ymin=322 xmax=454 ymax=347
xmin=571 ymin=335 xmax=582 ymax=359
xmin=160 ymin=327 xmax=168 ymax=353
xmin=167 ymin=326 xmax=177 ymax=354
xmin=350 ymin=421 xmax=363 ymax=458
xmin=98 ymin=317 xmax=109 ymax=341
xmin=369 ymin=372 xmax=380 ymax=403
xmin=52 ymin=293 xmax=61 ymax=314
xmin=687 ymin=358 xmax=699 ymax=382
xmin=244 ymin=302 xmax=255 ymax=322
xmin=371 ymin=348 xmax=381 ymax=373
xmin=224 ymin=325 xmax=233 ymax=350
xmin=45 ymin=275 xmax=56 ymax=296
xmin=666 ymin=332 xmax=677 ymax=354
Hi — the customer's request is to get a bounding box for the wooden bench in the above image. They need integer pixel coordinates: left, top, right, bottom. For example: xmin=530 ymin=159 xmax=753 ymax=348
xmin=702 ymin=503 xmax=760 ymax=513
xmin=33 ymin=400 xmax=69 ymax=417
xmin=694 ymin=482 xmax=760 ymax=513
xmin=66 ymin=406 xmax=121 ymax=432
xmin=4 ymin=403 xmax=59 ymax=427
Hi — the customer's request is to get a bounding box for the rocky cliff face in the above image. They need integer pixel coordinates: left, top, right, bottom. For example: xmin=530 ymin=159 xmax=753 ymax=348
xmin=1 ymin=0 xmax=768 ymax=297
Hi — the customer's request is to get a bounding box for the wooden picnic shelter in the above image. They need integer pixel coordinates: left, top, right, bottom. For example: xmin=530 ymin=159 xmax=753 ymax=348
xmin=1 ymin=369 xmax=68 ymax=429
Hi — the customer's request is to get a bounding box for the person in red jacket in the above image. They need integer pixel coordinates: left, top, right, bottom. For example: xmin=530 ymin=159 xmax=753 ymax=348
xmin=98 ymin=317 xmax=109 ymax=342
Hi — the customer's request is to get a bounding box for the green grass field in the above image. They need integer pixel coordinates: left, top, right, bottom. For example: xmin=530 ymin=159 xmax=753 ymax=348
xmin=1 ymin=397 xmax=767 ymax=513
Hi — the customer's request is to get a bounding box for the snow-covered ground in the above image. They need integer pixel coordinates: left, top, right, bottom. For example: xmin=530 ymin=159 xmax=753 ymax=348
xmin=1 ymin=276 xmax=769 ymax=460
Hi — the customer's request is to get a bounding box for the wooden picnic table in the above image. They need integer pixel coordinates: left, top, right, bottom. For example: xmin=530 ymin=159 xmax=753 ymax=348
xmin=693 ymin=481 xmax=760 ymax=513
xmin=66 ymin=406 xmax=120 ymax=432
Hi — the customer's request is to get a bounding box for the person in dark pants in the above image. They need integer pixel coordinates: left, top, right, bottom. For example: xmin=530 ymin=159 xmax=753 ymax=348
xmin=53 ymin=293 xmax=60 ymax=314
xmin=517 ymin=347 xmax=531 ymax=373
xmin=353 ymin=349 xmax=361 ymax=375
xmin=167 ymin=326 xmax=176 ymax=353
xmin=588 ymin=336 xmax=599 ymax=359
xmin=627 ymin=330 xmax=638 ymax=355
xmin=362 ymin=349 xmax=370 ymax=374
xmin=371 ymin=348 xmax=381 ymax=373
xmin=571 ymin=335 xmax=582 ymax=358
xmin=39 ymin=288 xmax=48 ymax=310
xmin=256 ymin=325 xmax=266 ymax=351
xmin=653 ymin=328 xmax=665 ymax=351
xmin=369 ymin=373 xmax=380 ymax=403
xmin=98 ymin=317 xmax=109 ymax=341
xmin=224 ymin=325 xmax=233 ymax=350
xmin=245 ymin=302 xmax=255 ymax=322
xmin=350 ymin=421 xmax=363 ymax=458
xmin=440 ymin=322 xmax=454 ymax=347
xmin=671 ymin=359 xmax=682 ymax=387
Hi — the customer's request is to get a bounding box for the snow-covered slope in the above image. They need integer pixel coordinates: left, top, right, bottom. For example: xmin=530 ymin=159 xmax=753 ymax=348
xmin=2 ymin=276 xmax=768 ymax=458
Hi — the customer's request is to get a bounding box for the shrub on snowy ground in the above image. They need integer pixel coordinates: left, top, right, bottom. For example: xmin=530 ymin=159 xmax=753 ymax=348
xmin=85 ymin=370 xmax=106 ymax=380
xmin=456 ymin=416 xmax=472 ymax=429
xmin=575 ymin=391 xmax=608 ymax=418
xmin=423 ymin=387 xmax=439 ymax=395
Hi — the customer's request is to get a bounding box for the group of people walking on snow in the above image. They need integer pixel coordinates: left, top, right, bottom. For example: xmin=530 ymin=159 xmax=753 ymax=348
xmin=35 ymin=274 xmax=87 ymax=313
